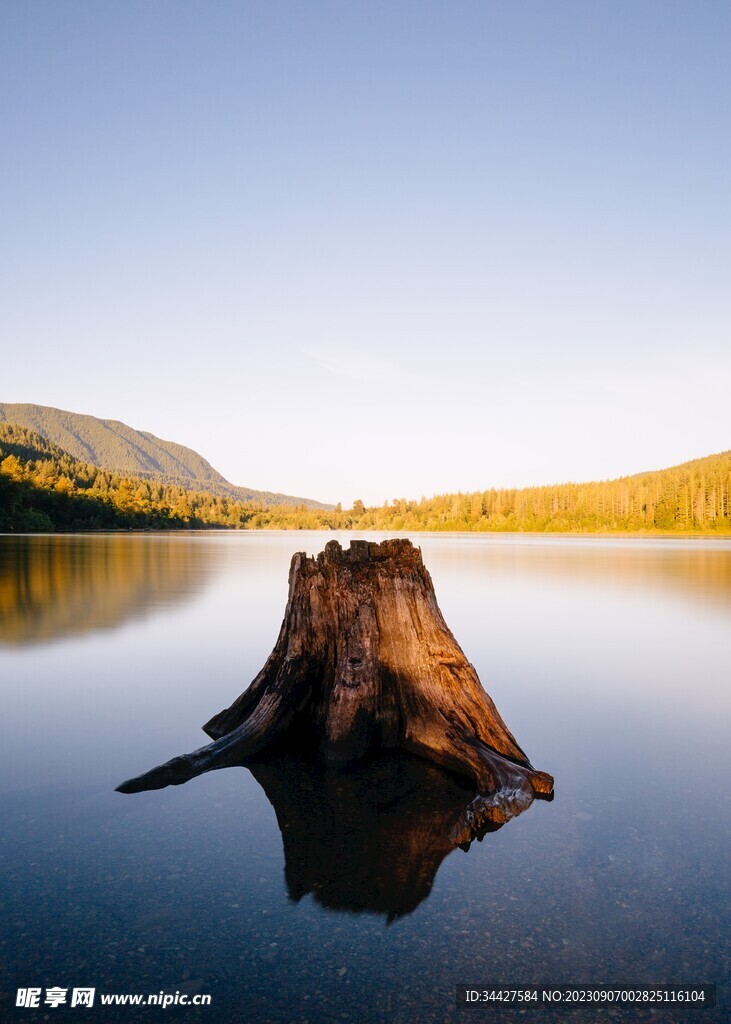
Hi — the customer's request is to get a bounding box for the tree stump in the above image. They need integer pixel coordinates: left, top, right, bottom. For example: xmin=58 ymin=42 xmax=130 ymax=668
xmin=117 ymin=538 xmax=553 ymax=819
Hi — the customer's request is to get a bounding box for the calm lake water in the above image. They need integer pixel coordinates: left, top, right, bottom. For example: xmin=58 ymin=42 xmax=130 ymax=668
xmin=1 ymin=532 xmax=729 ymax=1023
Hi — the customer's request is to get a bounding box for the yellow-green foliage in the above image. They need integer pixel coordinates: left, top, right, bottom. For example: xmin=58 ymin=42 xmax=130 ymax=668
xmin=0 ymin=423 xmax=258 ymax=531
xmin=228 ymin=452 xmax=731 ymax=534
xmin=1 ymin=423 xmax=729 ymax=534
xmin=336 ymin=453 xmax=731 ymax=534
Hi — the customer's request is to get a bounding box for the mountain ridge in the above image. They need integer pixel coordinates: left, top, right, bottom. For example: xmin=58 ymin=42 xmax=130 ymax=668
xmin=0 ymin=403 xmax=331 ymax=509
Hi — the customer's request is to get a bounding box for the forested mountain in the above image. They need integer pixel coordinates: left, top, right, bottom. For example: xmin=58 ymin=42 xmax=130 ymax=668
xmin=0 ymin=424 xmax=291 ymax=531
xmin=0 ymin=403 xmax=330 ymax=509
xmin=1 ymin=421 xmax=729 ymax=534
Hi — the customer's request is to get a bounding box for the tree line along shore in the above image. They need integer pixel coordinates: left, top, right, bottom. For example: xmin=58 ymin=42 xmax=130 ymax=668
xmin=1 ymin=423 xmax=729 ymax=535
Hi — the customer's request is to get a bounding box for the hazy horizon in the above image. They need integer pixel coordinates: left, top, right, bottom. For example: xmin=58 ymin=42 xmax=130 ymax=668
xmin=2 ymin=3 xmax=729 ymax=507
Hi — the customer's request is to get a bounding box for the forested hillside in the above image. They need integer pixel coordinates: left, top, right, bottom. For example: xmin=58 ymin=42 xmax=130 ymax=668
xmin=1 ymin=422 xmax=729 ymax=534
xmin=335 ymin=451 xmax=731 ymax=534
xmin=0 ymin=424 xmax=268 ymax=531
xmin=0 ymin=403 xmax=330 ymax=509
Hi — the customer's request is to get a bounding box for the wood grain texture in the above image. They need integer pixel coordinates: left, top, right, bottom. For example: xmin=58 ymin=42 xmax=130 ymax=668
xmin=117 ymin=539 xmax=553 ymax=821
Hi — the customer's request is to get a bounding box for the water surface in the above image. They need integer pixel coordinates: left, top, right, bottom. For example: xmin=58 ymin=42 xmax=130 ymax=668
xmin=1 ymin=532 xmax=728 ymax=1022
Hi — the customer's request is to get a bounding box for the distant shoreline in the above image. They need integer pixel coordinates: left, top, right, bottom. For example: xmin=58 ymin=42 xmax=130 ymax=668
xmin=2 ymin=528 xmax=730 ymax=541
xmin=3 ymin=422 xmax=729 ymax=535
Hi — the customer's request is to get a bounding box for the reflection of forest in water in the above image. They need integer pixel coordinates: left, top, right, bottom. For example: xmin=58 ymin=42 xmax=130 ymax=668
xmin=1 ymin=533 xmax=728 ymax=648
xmin=0 ymin=536 xmax=213 ymax=646
xmin=431 ymin=539 xmax=731 ymax=612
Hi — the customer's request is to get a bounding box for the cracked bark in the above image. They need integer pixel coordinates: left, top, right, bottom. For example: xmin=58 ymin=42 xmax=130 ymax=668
xmin=117 ymin=538 xmax=553 ymax=820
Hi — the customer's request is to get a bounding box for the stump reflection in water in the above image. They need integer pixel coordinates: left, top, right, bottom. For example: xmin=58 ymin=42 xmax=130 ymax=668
xmin=116 ymin=537 xmax=555 ymax=916
xmin=252 ymin=753 xmax=514 ymax=921
xmin=122 ymin=751 xmax=552 ymax=920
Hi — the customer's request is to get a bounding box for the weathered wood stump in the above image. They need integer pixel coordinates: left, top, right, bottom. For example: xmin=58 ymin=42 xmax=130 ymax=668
xmin=117 ymin=538 xmax=553 ymax=819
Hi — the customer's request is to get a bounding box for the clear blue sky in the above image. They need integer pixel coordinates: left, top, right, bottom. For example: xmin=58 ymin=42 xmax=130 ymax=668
xmin=2 ymin=1 xmax=729 ymax=506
